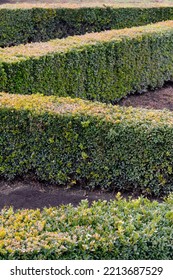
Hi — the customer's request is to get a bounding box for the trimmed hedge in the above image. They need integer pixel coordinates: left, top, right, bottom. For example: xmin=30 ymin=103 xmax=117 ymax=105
xmin=1 ymin=21 xmax=173 ymax=102
xmin=1 ymin=92 xmax=173 ymax=195
xmin=1 ymin=6 xmax=173 ymax=47
xmin=0 ymin=195 xmax=172 ymax=260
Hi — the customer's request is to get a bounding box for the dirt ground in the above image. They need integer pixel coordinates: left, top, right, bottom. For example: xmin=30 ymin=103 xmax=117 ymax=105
xmin=0 ymin=178 xmax=121 ymax=210
xmin=0 ymin=176 xmax=161 ymax=211
xmin=118 ymin=83 xmax=173 ymax=111
xmin=0 ymin=0 xmax=170 ymax=5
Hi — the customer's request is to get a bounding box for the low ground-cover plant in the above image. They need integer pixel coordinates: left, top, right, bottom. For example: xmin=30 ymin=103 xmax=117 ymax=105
xmin=0 ymin=194 xmax=172 ymax=260
xmin=1 ymin=5 xmax=173 ymax=47
xmin=1 ymin=21 xmax=173 ymax=102
xmin=1 ymin=92 xmax=173 ymax=195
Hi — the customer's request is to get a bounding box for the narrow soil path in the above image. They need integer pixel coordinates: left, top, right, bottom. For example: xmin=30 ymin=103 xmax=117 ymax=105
xmin=118 ymin=83 xmax=173 ymax=111
xmin=0 ymin=179 xmax=119 ymax=210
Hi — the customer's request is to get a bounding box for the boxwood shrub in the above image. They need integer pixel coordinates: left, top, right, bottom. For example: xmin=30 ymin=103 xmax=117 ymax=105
xmin=0 ymin=194 xmax=172 ymax=260
xmin=1 ymin=5 xmax=173 ymax=47
xmin=1 ymin=92 xmax=173 ymax=196
xmin=1 ymin=21 xmax=173 ymax=102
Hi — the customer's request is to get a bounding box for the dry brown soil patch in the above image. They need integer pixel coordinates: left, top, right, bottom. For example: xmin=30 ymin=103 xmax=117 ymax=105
xmin=118 ymin=83 xmax=173 ymax=111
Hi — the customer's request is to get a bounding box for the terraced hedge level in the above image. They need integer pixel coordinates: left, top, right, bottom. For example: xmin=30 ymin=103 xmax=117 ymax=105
xmin=1 ymin=92 xmax=173 ymax=195
xmin=1 ymin=6 xmax=173 ymax=47
xmin=1 ymin=21 xmax=173 ymax=102
xmin=0 ymin=195 xmax=173 ymax=260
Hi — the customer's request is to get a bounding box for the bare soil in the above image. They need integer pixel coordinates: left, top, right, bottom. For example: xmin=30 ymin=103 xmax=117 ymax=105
xmin=0 ymin=0 xmax=11 ymax=3
xmin=0 ymin=178 xmax=121 ymax=210
xmin=0 ymin=0 xmax=170 ymax=5
xmin=118 ymin=83 xmax=173 ymax=111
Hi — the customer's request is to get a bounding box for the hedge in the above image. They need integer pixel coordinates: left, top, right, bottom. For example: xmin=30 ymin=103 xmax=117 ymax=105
xmin=1 ymin=5 xmax=173 ymax=47
xmin=0 ymin=194 xmax=172 ymax=260
xmin=1 ymin=92 xmax=173 ymax=196
xmin=1 ymin=21 xmax=173 ymax=102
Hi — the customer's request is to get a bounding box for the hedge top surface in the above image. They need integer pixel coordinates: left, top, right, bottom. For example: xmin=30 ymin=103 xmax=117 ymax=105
xmin=0 ymin=194 xmax=172 ymax=259
xmin=1 ymin=2 xmax=173 ymax=9
xmin=1 ymin=20 xmax=173 ymax=63
xmin=1 ymin=92 xmax=173 ymax=127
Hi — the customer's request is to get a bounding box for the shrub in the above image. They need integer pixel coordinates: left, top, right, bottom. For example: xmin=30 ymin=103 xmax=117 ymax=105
xmin=1 ymin=5 xmax=173 ymax=47
xmin=1 ymin=21 xmax=173 ymax=102
xmin=1 ymin=92 xmax=173 ymax=195
xmin=0 ymin=194 xmax=172 ymax=260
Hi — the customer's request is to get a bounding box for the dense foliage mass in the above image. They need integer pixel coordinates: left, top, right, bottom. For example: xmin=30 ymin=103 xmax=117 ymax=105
xmin=0 ymin=2 xmax=173 ymax=261
xmin=0 ymin=194 xmax=172 ymax=260
xmin=1 ymin=92 xmax=173 ymax=195
xmin=1 ymin=21 xmax=173 ymax=102
xmin=1 ymin=6 xmax=173 ymax=47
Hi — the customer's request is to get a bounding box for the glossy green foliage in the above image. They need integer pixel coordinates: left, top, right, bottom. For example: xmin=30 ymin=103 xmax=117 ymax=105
xmin=1 ymin=93 xmax=173 ymax=196
xmin=0 ymin=195 xmax=172 ymax=259
xmin=1 ymin=25 xmax=173 ymax=103
xmin=1 ymin=6 xmax=173 ymax=47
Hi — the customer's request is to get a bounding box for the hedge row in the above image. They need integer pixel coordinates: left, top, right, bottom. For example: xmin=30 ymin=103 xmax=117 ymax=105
xmin=1 ymin=5 xmax=173 ymax=47
xmin=1 ymin=92 xmax=173 ymax=196
xmin=1 ymin=21 xmax=173 ymax=102
xmin=0 ymin=195 xmax=172 ymax=260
